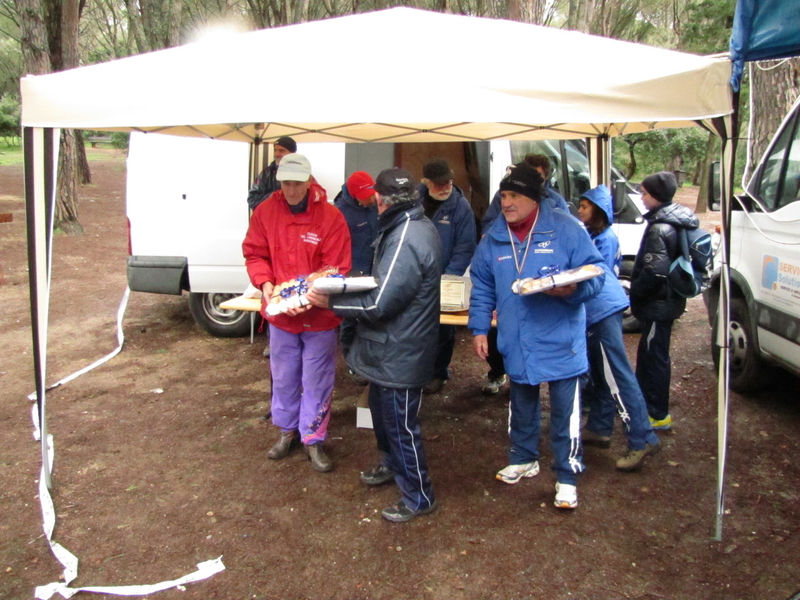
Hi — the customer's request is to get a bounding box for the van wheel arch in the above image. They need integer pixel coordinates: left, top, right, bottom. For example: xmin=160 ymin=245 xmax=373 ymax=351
xmin=189 ymin=292 xmax=260 ymax=338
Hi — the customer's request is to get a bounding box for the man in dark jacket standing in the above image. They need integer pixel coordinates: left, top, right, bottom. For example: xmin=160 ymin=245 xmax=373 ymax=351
xmin=418 ymin=159 xmax=477 ymax=394
xmin=246 ymin=136 xmax=297 ymax=211
xmin=630 ymin=171 xmax=700 ymax=432
xmin=307 ymin=168 xmax=442 ymax=523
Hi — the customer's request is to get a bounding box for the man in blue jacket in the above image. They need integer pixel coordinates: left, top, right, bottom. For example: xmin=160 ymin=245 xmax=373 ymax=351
xmin=481 ymin=154 xmax=570 ymax=234
xmin=418 ymin=159 xmax=477 ymax=394
xmin=469 ymin=163 xmax=604 ymax=510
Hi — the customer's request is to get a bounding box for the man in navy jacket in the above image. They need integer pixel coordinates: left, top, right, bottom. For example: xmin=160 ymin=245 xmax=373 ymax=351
xmin=417 ymin=159 xmax=477 ymax=394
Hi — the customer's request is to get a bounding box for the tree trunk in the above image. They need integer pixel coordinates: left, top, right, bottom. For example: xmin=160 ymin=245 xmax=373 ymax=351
xmin=15 ymin=0 xmax=51 ymax=74
xmin=748 ymin=57 xmax=800 ymax=177
xmin=694 ymin=132 xmax=718 ymax=214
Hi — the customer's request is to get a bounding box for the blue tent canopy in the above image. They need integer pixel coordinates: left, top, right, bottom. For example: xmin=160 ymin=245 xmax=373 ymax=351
xmin=730 ymin=0 xmax=800 ymax=90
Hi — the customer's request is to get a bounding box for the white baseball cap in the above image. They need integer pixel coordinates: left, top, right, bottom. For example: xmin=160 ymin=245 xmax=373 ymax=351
xmin=276 ymin=153 xmax=312 ymax=182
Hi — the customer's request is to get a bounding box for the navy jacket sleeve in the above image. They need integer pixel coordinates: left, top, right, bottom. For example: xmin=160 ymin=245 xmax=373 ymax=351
xmin=329 ymin=224 xmax=423 ymax=324
xmin=444 ymin=198 xmax=477 ymax=275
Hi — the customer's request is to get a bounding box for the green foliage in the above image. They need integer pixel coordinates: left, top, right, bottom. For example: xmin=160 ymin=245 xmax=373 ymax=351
xmin=0 ymin=136 xmax=22 ymax=165
xmin=680 ymin=0 xmax=735 ymax=54
xmin=111 ymin=131 xmax=129 ymax=149
xmin=0 ymin=92 xmax=20 ymax=141
xmin=613 ymin=128 xmax=708 ymax=182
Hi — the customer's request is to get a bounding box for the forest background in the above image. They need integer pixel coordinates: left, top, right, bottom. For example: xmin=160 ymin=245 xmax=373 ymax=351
xmin=0 ymin=0 xmax=798 ymax=232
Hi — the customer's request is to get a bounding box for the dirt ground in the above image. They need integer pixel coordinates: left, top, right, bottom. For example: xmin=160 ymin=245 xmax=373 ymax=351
xmin=1 ymin=152 xmax=799 ymax=600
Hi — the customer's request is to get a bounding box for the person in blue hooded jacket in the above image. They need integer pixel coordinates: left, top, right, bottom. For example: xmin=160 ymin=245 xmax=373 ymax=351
xmin=468 ymin=163 xmax=605 ymax=510
xmin=576 ymin=185 xmax=661 ymax=472
xmin=418 ymin=159 xmax=477 ymax=394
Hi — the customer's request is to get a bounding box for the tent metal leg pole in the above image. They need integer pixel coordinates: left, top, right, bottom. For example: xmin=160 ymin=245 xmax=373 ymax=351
xmin=714 ymin=112 xmax=736 ymax=541
xmin=24 ymin=126 xmax=58 ymax=490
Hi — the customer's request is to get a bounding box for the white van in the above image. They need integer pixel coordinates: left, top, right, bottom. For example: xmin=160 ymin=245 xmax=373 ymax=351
xmin=703 ymin=94 xmax=800 ymax=392
xmin=126 ymin=134 xmax=646 ymax=336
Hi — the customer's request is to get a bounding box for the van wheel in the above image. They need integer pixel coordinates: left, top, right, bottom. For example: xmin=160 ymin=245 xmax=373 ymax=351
xmin=618 ymin=259 xmax=641 ymax=334
xmin=189 ymin=292 xmax=259 ymax=338
xmin=711 ymin=297 xmax=770 ymax=393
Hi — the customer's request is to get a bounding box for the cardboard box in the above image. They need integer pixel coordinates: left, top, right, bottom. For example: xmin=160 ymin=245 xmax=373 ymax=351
xmin=356 ymin=386 xmax=372 ymax=429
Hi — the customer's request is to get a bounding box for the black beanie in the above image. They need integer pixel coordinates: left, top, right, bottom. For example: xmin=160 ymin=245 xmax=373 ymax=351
xmin=641 ymin=171 xmax=677 ymax=204
xmin=275 ymin=136 xmax=297 ymax=153
xmin=498 ymin=163 xmax=543 ymax=201
xmin=422 ymin=159 xmax=454 ymax=185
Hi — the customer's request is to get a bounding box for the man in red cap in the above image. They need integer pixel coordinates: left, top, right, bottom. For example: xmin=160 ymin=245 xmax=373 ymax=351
xmin=333 ymin=172 xmax=380 ymax=383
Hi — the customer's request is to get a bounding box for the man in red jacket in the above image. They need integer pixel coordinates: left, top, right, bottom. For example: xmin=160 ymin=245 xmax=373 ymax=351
xmin=242 ymin=153 xmax=352 ymax=472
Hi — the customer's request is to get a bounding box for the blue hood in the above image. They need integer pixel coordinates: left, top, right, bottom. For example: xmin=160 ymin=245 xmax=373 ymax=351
xmin=581 ymin=184 xmax=613 ymax=226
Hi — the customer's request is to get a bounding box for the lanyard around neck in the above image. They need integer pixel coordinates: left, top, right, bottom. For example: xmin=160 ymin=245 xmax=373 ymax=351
xmin=506 ymin=209 xmax=539 ymax=277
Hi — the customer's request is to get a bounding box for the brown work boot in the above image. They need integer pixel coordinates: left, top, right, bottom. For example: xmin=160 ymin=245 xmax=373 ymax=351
xmin=616 ymin=441 xmax=662 ymax=472
xmin=267 ymin=431 xmax=299 ymax=460
xmin=305 ymin=444 xmax=333 ymax=472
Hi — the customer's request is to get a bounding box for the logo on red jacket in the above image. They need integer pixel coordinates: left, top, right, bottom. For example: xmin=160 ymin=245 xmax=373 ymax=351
xmin=302 ymin=232 xmax=321 ymax=245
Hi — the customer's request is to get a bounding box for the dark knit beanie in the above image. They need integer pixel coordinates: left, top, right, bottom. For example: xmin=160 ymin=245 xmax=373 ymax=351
xmin=641 ymin=171 xmax=677 ymax=204
xmin=422 ymin=159 xmax=454 ymax=186
xmin=498 ymin=163 xmax=543 ymax=201
xmin=275 ymin=136 xmax=297 ymax=153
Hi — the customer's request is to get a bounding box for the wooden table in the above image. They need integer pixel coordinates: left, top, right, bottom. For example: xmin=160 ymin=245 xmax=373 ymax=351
xmin=219 ymin=297 xmax=493 ymax=328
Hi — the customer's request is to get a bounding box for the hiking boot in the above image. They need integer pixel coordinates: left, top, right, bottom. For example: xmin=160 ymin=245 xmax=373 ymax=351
xmin=496 ymin=461 xmax=539 ymax=484
xmin=554 ymin=482 xmax=578 ymax=509
xmin=381 ymin=499 xmax=437 ymax=523
xmin=347 ymin=368 xmax=369 ymax=386
xmin=482 ymin=374 xmax=508 ymax=395
xmin=360 ymin=464 xmax=395 ymax=486
xmin=267 ymin=431 xmax=298 ymax=460
xmin=582 ymin=428 xmax=612 ymax=449
xmin=616 ymin=441 xmax=662 ymax=472
xmin=649 ymin=415 xmax=673 ymax=431
xmin=423 ymin=378 xmax=447 ymax=394
xmin=305 ymin=444 xmax=333 ymax=472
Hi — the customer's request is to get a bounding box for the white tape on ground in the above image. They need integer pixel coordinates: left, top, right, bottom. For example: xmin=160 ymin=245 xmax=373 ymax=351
xmin=34 ymin=557 xmax=226 ymax=599
xmin=28 ymin=288 xmax=130 ymax=403
xmin=30 ymin=287 xmax=225 ymax=598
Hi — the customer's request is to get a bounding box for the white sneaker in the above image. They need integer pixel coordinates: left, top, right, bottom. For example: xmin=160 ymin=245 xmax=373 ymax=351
xmin=482 ymin=374 xmax=508 ymax=395
xmin=496 ymin=461 xmax=539 ymax=484
xmin=554 ymin=482 xmax=578 ymax=509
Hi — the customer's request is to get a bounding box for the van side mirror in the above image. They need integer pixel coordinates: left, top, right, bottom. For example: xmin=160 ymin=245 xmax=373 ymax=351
xmin=708 ymin=161 xmax=721 ymax=211
xmin=613 ymin=180 xmax=628 ymax=214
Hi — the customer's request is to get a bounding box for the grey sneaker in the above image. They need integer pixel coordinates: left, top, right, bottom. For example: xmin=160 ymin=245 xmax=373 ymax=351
xmin=496 ymin=461 xmax=539 ymax=484
xmin=616 ymin=441 xmax=661 ymax=472
xmin=482 ymin=374 xmax=508 ymax=395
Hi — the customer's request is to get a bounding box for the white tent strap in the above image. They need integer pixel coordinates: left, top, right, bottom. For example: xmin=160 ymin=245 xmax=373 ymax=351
xmin=28 ymin=287 xmax=130 ymax=404
xmin=34 ymin=557 xmax=225 ymax=600
xmin=28 ymin=286 xmax=225 ymax=597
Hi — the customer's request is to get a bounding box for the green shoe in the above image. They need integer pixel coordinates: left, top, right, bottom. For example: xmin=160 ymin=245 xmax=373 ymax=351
xmin=649 ymin=415 xmax=672 ymax=431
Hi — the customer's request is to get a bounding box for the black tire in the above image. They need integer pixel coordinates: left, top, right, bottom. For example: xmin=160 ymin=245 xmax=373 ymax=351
xmin=618 ymin=259 xmax=642 ymax=334
xmin=189 ymin=292 xmax=259 ymax=338
xmin=711 ymin=297 xmax=770 ymax=394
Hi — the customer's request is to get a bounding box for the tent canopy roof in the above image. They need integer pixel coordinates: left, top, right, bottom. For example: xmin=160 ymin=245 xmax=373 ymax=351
xmin=21 ymin=7 xmax=733 ymax=144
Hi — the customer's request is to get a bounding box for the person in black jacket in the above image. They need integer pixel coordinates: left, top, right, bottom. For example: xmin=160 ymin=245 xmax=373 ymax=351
xmin=630 ymin=171 xmax=700 ymax=432
xmin=307 ymin=168 xmax=442 ymax=523
xmin=246 ymin=136 xmax=297 ymax=211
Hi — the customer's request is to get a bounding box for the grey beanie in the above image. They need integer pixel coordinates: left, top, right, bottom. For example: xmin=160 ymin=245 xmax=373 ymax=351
xmin=641 ymin=171 xmax=677 ymax=204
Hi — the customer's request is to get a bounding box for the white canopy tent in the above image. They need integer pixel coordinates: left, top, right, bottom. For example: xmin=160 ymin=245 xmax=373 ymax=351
xmin=20 ymin=7 xmax=734 ymax=496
